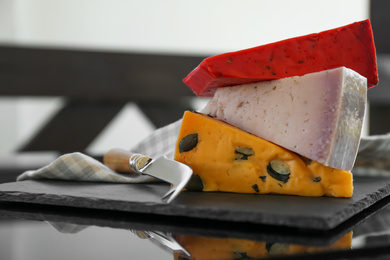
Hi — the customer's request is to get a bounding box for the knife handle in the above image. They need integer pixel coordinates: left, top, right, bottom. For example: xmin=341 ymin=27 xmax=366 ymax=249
xmin=103 ymin=148 xmax=152 ymax=174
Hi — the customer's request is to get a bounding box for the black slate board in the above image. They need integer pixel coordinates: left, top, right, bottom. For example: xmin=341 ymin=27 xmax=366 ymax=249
xmin=3 ymin=194 xmax=390 ymax=247
xmin=0 ymin=176 xmax=389 ymax=230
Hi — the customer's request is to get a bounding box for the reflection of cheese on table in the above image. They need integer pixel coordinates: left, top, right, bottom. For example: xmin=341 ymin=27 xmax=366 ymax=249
xmin=173 ymin=232 xmax=352 ymax=260
xmin=183 ymin=19 xmax=377 ymax=97
xmin=202 ymin=67 xmax=367 ymax=171
xmin=174 ymin=111 xmax=353 ymax=197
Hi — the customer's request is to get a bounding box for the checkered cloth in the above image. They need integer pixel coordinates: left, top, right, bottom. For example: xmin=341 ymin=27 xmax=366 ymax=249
xmin=47 ymin=221 xmax=90 ymax=234
xmin=130 ymin=119 xmax=182 ymax=159
xmin=15 ymin=118 xmax=390 ymax=183
xmin=353 ymin=133 xmax=390 ymax=176
xmin=17 ymin=119 xmax=182 ymax=183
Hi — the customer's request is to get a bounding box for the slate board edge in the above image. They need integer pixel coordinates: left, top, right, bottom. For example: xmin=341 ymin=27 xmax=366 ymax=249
xmin=1 ymin=177 xmax=390 ymax=231
xmin=0 ymin=189 xmax=377 ymax=231
xmin=172 ymin=181 xmax=390 ymax=230
xmin=325 ymin=182 xmax=390 ymax=229
xmin=0 ymin=190 xmax=331 ymax=229
xmin=3 ymin=189 xmax=390 ymax=248
xmin=0 ymin=200 xmax=356 ymax=248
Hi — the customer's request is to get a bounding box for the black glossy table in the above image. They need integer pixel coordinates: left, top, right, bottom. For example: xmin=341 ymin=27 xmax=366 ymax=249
xmin=1 ymin=154 xmax=390 ymax=259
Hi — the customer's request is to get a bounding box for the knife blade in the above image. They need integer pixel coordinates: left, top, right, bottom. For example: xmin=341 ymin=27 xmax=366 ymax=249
xmin=133 ymin=230 xmax=190 ymax=257
xmin=103 ymin=149 xmax=193 ymax=203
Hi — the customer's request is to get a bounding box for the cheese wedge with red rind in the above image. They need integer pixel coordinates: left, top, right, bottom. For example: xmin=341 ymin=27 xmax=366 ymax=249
xmin=202 ymin=67 xmax=367 ymax=171
xmin=184 ymin=19 xmax=378 ymax=97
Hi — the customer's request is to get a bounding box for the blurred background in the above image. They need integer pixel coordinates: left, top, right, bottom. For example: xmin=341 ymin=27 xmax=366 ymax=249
xmin=0 ymin=0 xmax=384 ymax=157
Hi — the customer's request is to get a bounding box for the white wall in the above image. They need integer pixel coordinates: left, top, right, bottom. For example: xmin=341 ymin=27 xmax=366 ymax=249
xmin=1 ymin=0 xmax=370 ymax=55
xmin=0 ymin=0 xmax=370 ymax=154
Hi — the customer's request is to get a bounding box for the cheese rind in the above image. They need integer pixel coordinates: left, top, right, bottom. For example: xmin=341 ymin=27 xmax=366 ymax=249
xmin=184 ymin=19 xmax=377 ymax=97
xmin=202 ymin=67 xmax=367 ymax=170
xmin=174 ymin=111 xmax=353 ymax=197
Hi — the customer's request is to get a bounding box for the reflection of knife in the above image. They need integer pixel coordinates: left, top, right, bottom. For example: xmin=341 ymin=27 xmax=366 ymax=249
xmin=133 ymin=230 xmax=190 ymax=257
xmin=103 ymin=149 xmax=193 ymax=203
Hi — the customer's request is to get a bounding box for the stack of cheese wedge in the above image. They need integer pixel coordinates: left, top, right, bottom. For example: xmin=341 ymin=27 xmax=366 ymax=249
xmin=174 ymin=19 xmax=378 ymax=198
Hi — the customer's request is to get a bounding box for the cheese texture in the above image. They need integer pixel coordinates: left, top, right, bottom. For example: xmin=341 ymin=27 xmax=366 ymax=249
xmin=174 ymin=111 xmax=353 ymax=197
xmin=173 ymin=232 xmax=352 ymax=260
xmin=202 ymin=67 xmax=367 ymax=171
xmin=183 ymin=19 xmax=377 ymax=97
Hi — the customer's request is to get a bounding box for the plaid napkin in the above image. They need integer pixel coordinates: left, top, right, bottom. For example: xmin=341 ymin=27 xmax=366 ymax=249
xmin=129 ymin=119 xmax=182 ymax=159
xmin=15 ymin=117 xmax=390 ymax=183
xmin=17 ymin=119 xmax=182 ymax=183
xmin=47 ymin=221 xmax=90 ymax=234
xmin=353 ymin=133 xmax=390 ymax=176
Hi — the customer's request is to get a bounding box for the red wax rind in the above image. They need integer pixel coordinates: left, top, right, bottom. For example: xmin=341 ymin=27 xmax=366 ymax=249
xmin=184 ymin=19 xmax=378 ymax=97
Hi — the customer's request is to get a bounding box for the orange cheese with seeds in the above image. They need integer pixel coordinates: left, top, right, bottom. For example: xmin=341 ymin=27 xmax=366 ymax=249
xmin=173 ymin=232 xmax=352 ymax=260
xmin=174 ymin=111 xmax=353 ymax=197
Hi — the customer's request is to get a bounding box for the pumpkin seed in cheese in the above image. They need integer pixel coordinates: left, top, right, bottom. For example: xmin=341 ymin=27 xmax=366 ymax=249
xmin=174 ymin=111 xmax=353 ymax=197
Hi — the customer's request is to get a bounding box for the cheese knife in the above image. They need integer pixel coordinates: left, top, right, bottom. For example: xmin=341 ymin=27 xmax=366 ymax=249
xmin=133 ymin=230 xmax=190 ymax=257
xmin=103 ymin=148 xmax=192 ymax=203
